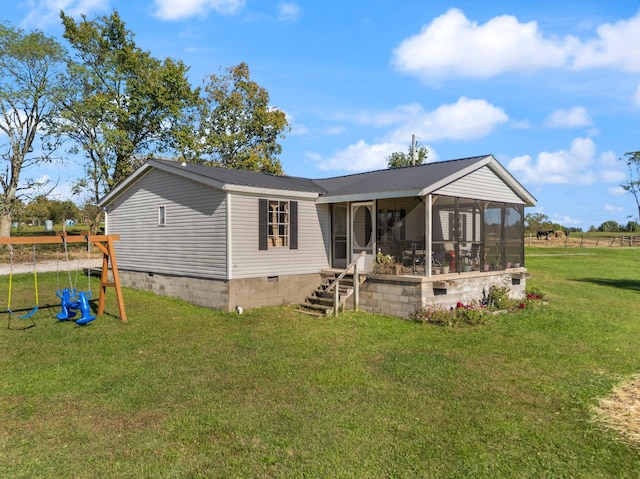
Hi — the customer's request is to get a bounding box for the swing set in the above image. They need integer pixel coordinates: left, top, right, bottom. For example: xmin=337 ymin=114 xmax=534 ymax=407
xmin=1 ymin=234 xmax=126 ymax=327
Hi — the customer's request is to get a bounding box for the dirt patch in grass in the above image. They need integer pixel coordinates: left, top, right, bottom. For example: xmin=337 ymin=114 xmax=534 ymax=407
xmin=594 ymin=375 xmax=640 ymax=447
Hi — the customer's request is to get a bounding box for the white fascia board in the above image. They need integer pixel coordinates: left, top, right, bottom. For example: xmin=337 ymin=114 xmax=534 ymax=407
xmin=224 ymin=184 xmax=320 ymax=199
xmin=485 ymin=160 xmax=537 ymax=206
xmin=316 ymin=189 xmax=423 ymax=204
xmin=98 ymin=163 xmax=153 ymax=206
xmin=417 ymin=155 xmax=493 ymax=197
xmin=416 ymin=155 xmax=537 ymax=207
xmin=98 ymin=159 xmax=228 ymax=206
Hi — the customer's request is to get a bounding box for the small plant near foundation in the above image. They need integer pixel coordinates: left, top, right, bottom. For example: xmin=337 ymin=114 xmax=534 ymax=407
xmin=413 ymin=287 xmax=547 ymax=326
xmin=413 ymin=301 xmax=492 ymax=327
xmin=486 ymin=284 xmax=512 ymax=310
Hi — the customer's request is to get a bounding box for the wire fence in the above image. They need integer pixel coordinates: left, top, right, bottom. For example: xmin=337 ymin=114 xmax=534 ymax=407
xmin=526 ymin=234 xmax=640 ymax=247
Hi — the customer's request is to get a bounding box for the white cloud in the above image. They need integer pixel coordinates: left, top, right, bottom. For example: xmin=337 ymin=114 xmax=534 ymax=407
xmin=633 ymin=84 xmax=640 ymax=107
xmin=20 ymin=0 xmax=109 ymax=28
xmin=550 ymin=214 xmax=582 ymax=226
xmin=278 ymin=2 xmax=300 ymax=22
xmin=392 ymin=8 xmax=568 ymax=80
xmin=322 ymin=126 xmax=345 ymax=136
xmin=311 ymin=140 xmax=402 ymax=172
xmin=154 ymin=0 xmax=245 ymax=20
xmin=357 ymin=98 xmax=508 ymax=142
xmin=544 ymin=106 xmax=592 ymax=128
xmin=604 ymin=204 xmax=625 ymax=212
xmin=393 ymin=9 xmax=640 ymax=80
xmin=310 ymin=97 xmax=505 ymax=172
xmin=508 ymin=137 xmax=598 ymax=184
xmin=608 ymin=186 xmax=627 ymax=196
xmin=600 ymin=169 xmax=627 ymax=183
xmin=600 ymin=150 xmax=618 ymax=167
xmin=571 ymin=13 xmax=640 ymax=72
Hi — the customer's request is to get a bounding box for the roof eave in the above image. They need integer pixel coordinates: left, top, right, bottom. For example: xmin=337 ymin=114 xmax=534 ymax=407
xmin=224 ymin=184 xmax=320 ymax=199
xmin=316 ymin=189 xmax=424 ymax=204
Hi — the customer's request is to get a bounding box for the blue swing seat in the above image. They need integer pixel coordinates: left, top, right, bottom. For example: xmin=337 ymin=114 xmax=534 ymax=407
xmin=9 ymin=305 xmax=39 ymax=319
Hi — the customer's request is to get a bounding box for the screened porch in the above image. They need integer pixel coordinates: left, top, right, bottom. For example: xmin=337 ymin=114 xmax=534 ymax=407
xmin=375 ymin=195 xmax=525 ymax=277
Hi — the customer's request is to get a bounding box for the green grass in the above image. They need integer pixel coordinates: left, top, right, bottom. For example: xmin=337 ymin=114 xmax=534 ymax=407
xmin=2 ymin=247 xmax=640 ymax=478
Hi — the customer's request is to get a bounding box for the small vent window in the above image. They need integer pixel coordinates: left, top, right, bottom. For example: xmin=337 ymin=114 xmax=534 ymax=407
xmin=158 ymin=205 xmax=166 ymax=226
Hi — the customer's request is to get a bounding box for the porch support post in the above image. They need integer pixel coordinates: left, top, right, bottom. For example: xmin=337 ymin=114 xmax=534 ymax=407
xmin=425 ymin=194 xmax=432 ymax=277
xmin=353 ymin=260 xmax=360 ymax=312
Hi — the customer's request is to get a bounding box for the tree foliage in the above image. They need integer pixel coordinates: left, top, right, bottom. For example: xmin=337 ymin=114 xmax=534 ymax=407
xmin=620 ymin=151 xmax=640 ymax=223
xmin=20 ymin=196 xmax=79 ymax=225
xmin=386 ymin=142 xmax=428 ymax=169
xmin=177 ymin=63 xmax=289 ymax=174
xmin=0 ymin=23 xmax=67 ymax=236
xmin=56 ymin=11 xmax=198 ymax=231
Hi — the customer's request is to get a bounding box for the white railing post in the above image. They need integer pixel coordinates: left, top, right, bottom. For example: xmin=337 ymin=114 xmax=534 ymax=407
xmin=333 ymin=278 xmax=340 ymax=317
xmin=353 ymin=260 xmax=359 ymax=312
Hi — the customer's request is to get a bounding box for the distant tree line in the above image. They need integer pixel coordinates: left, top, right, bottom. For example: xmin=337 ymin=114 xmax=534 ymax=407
xmin=525 ymin=212 xmax=640 ymax=236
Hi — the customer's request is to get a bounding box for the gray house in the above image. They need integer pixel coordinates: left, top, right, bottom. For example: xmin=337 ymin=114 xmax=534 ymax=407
xmin=99 ymin=155 xmax=536 ymax=317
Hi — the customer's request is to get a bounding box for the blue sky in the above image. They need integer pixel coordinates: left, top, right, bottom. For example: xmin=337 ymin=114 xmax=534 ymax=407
xmin=5 ymin=0 xmax=640 ymax=230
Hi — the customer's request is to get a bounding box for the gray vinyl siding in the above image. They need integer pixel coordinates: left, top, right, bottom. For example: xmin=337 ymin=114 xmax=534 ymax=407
xmin=434 ymin=166 xmax=525 ymax=204
xmin=106 ymin=169 xmax=228 ymax=279
xmin=230 ymin=193 xmax=330 ymax=279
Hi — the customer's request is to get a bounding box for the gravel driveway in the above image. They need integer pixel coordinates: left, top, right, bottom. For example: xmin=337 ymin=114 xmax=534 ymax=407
xmin=0 ymin=259 xmax=103 ymax=276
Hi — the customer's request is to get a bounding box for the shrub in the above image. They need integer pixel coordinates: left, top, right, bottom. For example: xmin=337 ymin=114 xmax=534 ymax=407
xmin=413 ymin=301 xmax=492 ymax=327
xmin=413 ymin=287 xmax=547 ymax=326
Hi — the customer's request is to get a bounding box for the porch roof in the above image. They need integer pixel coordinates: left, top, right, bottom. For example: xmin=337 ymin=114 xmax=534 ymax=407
xmin=313 ymin=154 xmax=536 ymax=206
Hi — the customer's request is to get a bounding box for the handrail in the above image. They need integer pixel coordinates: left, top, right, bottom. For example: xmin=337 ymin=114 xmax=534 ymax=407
xmin=324 ymin=251 xmax=367 ymax=294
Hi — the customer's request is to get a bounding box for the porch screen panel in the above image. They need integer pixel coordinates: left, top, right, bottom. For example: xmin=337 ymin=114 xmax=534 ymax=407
xmin=431 ymin=197 xmax=456 ymax=267
xmin=504 ymin=205 xmax=523 ymax=267
xmin=459 ymin=200 xmax=482 ymax=271
xmin=376 ymin=198 xmax=425 ymax=272
xmin=484 ymin=203 xmax=502 ymax=270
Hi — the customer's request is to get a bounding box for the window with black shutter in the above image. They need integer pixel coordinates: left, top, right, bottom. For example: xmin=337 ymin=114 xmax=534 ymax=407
xmin=258 ymin=199 xmax=298 ymax=250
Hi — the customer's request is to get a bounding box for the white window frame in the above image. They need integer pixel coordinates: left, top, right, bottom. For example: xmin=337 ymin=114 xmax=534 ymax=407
xmin=158 ymin=205 xmax=167 ymax=226
xmin=268 ymin=200 xmax=289 ymax=248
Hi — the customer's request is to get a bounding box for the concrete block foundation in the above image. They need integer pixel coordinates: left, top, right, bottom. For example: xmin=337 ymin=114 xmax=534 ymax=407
xmin=357 ymin=269 xmax=528 ymax=319
xmin=117 ymin=269 xmax=321 ymax=312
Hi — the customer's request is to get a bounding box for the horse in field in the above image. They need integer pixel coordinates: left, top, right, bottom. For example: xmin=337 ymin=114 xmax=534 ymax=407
xmin=536 ymin=230 xmax=555 ymax=240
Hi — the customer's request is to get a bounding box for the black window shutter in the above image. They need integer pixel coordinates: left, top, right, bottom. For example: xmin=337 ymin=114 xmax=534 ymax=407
xmin=258 ymin=199 xmax=268 ymax=250
xmin=290 ymin=201 xmax=298 ymax=249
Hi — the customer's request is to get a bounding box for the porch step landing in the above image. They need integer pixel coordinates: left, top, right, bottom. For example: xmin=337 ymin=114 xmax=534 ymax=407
xmin=298 ymin=271 xmax=361 ymax=317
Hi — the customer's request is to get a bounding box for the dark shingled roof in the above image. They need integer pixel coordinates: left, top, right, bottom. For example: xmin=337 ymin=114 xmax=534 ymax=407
xmin=151 ymin=155 xmax=491 ymax=197
xmin=150 ymin=158 xmax=327 ymax=193
xmin=312 ymin=155 xmax=491 ymax=197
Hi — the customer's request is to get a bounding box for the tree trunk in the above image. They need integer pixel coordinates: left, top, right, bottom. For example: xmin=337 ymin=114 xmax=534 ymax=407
xmin=0 ymin=213 xmax=11 ymax=237
xmin=0 ymin=189 xmax=16 ymax=237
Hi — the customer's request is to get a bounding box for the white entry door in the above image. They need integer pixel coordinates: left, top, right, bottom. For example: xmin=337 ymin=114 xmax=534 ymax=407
xmin=351 ymin=202 xmax=375 ymax=272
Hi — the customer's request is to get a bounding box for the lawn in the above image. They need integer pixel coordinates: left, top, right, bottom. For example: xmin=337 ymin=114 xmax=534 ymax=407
xmin=1 ymin=247 xmax=640 ymax=478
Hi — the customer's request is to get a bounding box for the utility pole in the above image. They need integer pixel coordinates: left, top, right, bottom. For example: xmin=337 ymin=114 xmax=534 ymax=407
xmin=411 ymin=134 xmax=417 ymax=166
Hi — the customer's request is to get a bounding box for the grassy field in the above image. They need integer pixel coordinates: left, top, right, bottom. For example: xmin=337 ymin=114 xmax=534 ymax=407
xmin=1 ymin=247 xmax=640 ymax=478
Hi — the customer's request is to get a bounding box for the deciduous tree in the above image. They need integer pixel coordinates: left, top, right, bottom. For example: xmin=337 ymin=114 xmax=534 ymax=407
xmin=0 ymin=23 xmax=67 ymax=236
xmin=620 ymin=151 xmax=640 ymax=223
xmin=178 ymin=63 xmax=289 ymax=174
xmin=57 ymin=11 xmax=198 ymax=231
xmin=386 ymin=141 xmax=428 ymax=168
